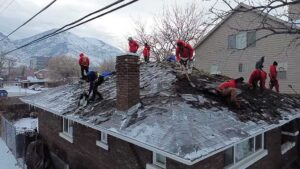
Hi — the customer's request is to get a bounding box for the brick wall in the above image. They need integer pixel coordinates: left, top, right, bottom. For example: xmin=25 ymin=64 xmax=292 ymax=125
xmin=38 ymin=108 xmax=300 ymax=169
xmin=38 ymin=110 xmax=152 ymax=169
xmin=116 ymin=55 xmax=140 ymax=111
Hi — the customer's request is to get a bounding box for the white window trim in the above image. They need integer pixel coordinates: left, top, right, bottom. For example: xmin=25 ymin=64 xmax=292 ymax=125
xmin=62 ymin=118 xmax=73 ymax=137
xmin=96 ymin=140 xmax=109 ymax=150
xmin=59 ymin=132 xmax=73 ymax=143
xmin=281 ymin=131 xmax=299 ymax=137
xmin=225 ymin=134 xmax=266 ymax=169
xmin=96 ymin=132 xmax=109 ymax=150
xmin=281 ymin=142 xmax=296 ymax=155
xmin=146 ymin=163 xmax=163 ymax=169
xmin=59 ymin=118 xmax=73 ymax=143
xmin=153 ymin=152 xmax=166 ymax=169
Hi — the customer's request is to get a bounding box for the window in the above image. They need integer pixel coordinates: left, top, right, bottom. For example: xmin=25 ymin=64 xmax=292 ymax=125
xmin=238 ymin=63 xmax=243 ymax=72
xmin=277 ymin=62 xmax=288 ymax=80
xmin=236 ymin=32 xmax=247 ymax=49
xmin=281 ymin=121 xmax=297 ymax=154
xmin=228 ymin=31 xmax=256 ymax=49
xmin=96 ymin=132 xmax=109 ymax=150
xmin=224 ymin=134 xmax=267 ymax=169
xmin=153 ymin=152 xmax=166 ymax=169
xmin=59 ymin=118 xmax=74 ymax=143
xmin=224 ymin=147 xmax=234 ymax=166
xmin=210 ymin=65 xmax=221 ymax=75
xmin=63 ymin=118 xmax=73 ymax=136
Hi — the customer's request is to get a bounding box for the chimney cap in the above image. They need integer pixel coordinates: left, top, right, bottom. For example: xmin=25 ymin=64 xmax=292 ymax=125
xmin=117 ymin=53 xmax=140 ymax=57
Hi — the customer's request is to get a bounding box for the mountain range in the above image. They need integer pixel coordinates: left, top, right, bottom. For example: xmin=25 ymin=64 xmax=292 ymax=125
xmin=0 ymin=29 xmax=123 ymax=66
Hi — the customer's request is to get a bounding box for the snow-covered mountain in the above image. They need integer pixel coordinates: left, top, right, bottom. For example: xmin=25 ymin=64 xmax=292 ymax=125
xmin=0 ymin=32 xmax=28 ymax=62
xmin=1 ymin=29 xmax=123 ymax=66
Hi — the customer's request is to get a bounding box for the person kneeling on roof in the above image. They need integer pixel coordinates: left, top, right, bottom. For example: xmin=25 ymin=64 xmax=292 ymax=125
xmin=216 ymin=77 xmax=244 ymax=108
xmin=176 ymin=40 xmax=194 ymax=73
xmin=86 ymin=71 xmax=104 ymax=101
xmin=248 ymin=69 xmax=267 ymax=92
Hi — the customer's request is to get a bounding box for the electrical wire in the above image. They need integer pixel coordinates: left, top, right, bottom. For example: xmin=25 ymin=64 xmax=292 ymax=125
xmin=2 ymin=0 xmax=139 ymax=56
xmin=0 ymin=0 xmax=57 ymax=41
xmin=0 ymin=0 xmax=15 ymax=15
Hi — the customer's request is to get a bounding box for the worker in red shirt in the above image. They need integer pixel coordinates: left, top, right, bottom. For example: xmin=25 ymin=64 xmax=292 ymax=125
xmin=216 ymin=77 xmax=244 ymax=108
xmin=176 ymin=40 xmax=194 ymax=68
xmin=78 ymin=53 xmax=90 ymax=79
xmin=128 ymin=37 xmax=139 ymax=53
xmin=248 ymin=69 xmax=267 ymax=92
xmin=143 ymin=43 xmax=150 ymax=63
xmin=269 ymin=61 xmax=279 ymax=92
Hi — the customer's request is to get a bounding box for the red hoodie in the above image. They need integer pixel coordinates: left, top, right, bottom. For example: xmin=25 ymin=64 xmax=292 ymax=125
xmin=269 ymin=64 xmax=277 ymax=80
xmin=218 ymin=80 xmax=237 ymax=91
xmin=79 ymin=53 xmax=90 ymax=67
xmin=176 ymin=40 xmax=194 ymax=61
xmin=129 ymin=40 xmax=139 ymax=53
xmin=143 ymin=46 xmax=150 ymax=58
xmin=248 ymin=69 xmax=267 ymax=89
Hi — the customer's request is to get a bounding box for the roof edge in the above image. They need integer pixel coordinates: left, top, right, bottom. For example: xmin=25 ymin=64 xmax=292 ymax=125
xmin=20 ymin=98 xmax=300 ymax=166
xmin=194 ymin=3 xmax=294 ymax=49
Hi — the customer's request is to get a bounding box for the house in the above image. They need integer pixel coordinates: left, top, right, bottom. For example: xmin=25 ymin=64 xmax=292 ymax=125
xmin=19 ymin=53 xmax=300 ymax=169
xmin=194 ymin=3 xmax=300 ymax=94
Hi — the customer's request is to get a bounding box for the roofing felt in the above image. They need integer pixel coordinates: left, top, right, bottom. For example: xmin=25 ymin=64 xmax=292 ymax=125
xmin=21 ymin=62 xmax=300 ymax=164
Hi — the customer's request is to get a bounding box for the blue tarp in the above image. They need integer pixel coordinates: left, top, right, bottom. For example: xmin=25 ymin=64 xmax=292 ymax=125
xmin=0 ymin=90 xmax=8 ymax=97
xmin=166 ymin=55 xmax=176 ymax=62
xmin=101 ymin=71 xmax=113 ymax=78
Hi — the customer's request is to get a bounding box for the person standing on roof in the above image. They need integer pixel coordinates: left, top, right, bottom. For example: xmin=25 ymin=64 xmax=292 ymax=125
xmin=143 ymin=43 xmax=150 ymax=63
xmin=86 ymin=71 xmax=104 ymax=101
xmin=269 ymin=61 xmax=279 ymax=92
xmin=248 ymin=69 xmax=267 ymax=92
xmin=79 ymin=53 xmax=90 ymax=79
xmin=128 ymin=37 xmax=139 ymax=53
xmin=255 ymin=56 xmax=265 ymax=70
xmin=216 ymin=77 xmax=244 ymax=108
xmin=176 ymin=40 xmax=194 ymax=72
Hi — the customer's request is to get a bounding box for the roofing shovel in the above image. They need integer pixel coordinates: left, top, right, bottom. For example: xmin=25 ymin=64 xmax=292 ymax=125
xmin=288 ymin=84 xmax=299 ymax=95
xmin=180 ymin=64 xmax=196 ymax=88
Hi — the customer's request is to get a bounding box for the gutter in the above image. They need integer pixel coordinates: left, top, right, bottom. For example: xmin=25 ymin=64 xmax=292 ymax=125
xmin=20 ymin=98 xmax=300 ymax=166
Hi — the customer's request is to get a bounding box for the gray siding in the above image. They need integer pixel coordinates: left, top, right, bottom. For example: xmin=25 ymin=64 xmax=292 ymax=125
xmin=195 ymin=10 xmax=300 ymax=94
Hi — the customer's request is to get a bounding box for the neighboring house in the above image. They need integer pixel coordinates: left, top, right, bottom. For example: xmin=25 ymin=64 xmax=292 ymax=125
xmin=34 ymin=69 xmax=49 ymax=79
xmin=19 ymin=54 xmax=300 ymax=169
xmin=194 ymin=3 xmax=300 ymax=94
xmin=30 ymin=56 xmax=51 ymax=70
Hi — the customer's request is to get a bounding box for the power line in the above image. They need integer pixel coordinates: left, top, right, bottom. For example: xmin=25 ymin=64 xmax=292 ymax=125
xmin=0 ymin=0 xmax=57 ymax=41
xmin=2 ymin=0 xmax=138 ymax=56
xmin=1 ymin=0 xmax=124 ymax=54
xmin=0 ymin=0 xmax=15 ymax=15
xmin=0 ymin=0 xmax=9 ymax=10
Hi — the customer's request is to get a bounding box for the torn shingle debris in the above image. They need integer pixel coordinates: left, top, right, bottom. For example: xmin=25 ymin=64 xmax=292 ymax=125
xmin=20 ymin=62 xmax=300 ymax=162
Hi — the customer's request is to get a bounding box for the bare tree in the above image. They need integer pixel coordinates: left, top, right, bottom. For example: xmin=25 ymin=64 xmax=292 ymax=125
xmin=97 ymin=58 xmax=116 ymax=73
xmin=133 ymin=2 xmax=208 ymax=61
xmin=205 ymin=0 xmax=300 ymax=44
xmin=0 ymin=52 xmax=6 ymax=77
xmin=47 ymin=56 xmax=80 ymax=81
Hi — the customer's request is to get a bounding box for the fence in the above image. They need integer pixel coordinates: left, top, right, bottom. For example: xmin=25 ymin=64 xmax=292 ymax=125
xmin=1 ymin=116 xmax=28 ymax=159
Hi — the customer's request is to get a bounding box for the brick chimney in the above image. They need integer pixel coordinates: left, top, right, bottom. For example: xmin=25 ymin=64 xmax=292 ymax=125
xmin=116 ymin=54 xmax=140 ymax=111
xmin=288 ymin=0 xmax=300 ymax=22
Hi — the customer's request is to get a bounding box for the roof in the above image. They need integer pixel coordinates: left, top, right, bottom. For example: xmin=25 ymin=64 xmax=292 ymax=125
xmin=20 ymin=62 xmax=300 ymax=165
xmin=194 ymin=3 xmax=299 ymax=49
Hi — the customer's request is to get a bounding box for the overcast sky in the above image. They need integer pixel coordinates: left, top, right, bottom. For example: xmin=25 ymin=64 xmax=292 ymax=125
xmin=0 ymin=0 xmax=210 ymax=48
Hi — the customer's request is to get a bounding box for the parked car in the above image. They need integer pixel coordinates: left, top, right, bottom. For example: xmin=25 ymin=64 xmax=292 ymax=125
xmin=0 ymin=90 xmax=8 ymax=97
